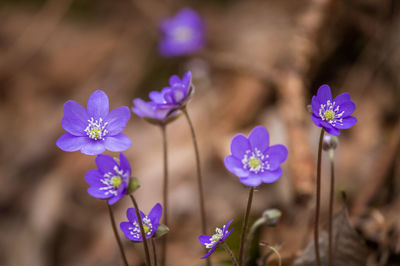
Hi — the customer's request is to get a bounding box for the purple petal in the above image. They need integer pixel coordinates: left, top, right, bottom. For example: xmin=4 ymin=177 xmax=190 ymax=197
xmin=119 ymin=153 xmax=131 ymax=176
xmin=148 ymin=203 xmax=163 ymax=228
xmin=223 ymin=219 xmax=233 ymax=235
xmin=126 ymin=208 xmax=137 ymax=222
xmin=335 ymin=116 xmax=357 ymax=129
xmin=265 ymin=144 xmax=288 ymax=170
xmin=120 ymin=222 xmax=138 ymax=241
xmin=182 ymin=71 xmax=192 ymax=89
xmin=230 ymin=134 xmax=251 ymax=159
xmin=87 ymin=187 xmax=109 ymax=199
xmin=61 ymin=100 xmax=89 ymax=136
xmin=248 ymin=126 xmax=269 ymax=152
xmin=85 ymin=169 xmax=103 ymax=187
xmin=95 ymin=154 xmax=116 ymax=174
xmin=199 ymin=235 xmax=211 ymax=245
xmin=311 ymin=114 xmax=322 ymax=127
xmin=260 ymin=168 xmax=283 ymax=183
xmin=201 ymin=245 xmax=217 ymax=259
xmin=56 ymin=133 xmax=87 ymax=152
xmin=224 ymin=156 xmax=249 ymax=178
xmin=80 ymin=140 xmax=106 ymax=155
xmin=334 ymin=92 xmax=351 ymax=105
xmin=321 ymin=122 xmax=340 ymax=136
xmin=222 ymin=228 xmax=234 ymax=242
xmin=87 ymin=90 xmax=109 ymax=119
xmin=104 ymin=133 xmax=132 ymax=152
xmin=311 ymin=96 xmax=320 ymax=116
xmin=105 ymin=106 xmax=130 ymax=135
xmin=316 ymin=84 xmax=332 ymax=103
xmin=337 ymin=101 xmax=356 ymax=117
xmin=108 ymin=194 xmax=123 ymax=205
xmin=169 ymin=75 xmax=181 ymax=86
xmin=239 ymin=175 xmax=262 ymax=187
xmin=148 ymin=91 xmax=165 ymax=104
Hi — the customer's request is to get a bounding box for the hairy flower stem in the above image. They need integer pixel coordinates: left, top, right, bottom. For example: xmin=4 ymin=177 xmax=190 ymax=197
xmin=239 ymin=186 xmax=254 ymax=266
xmin=314 ymin=129 xmax=325 ymax=266
xmin=160 ymin=125 xmax=168 ymax=266
xmin=151 ymin=239 xmax=158 ymax=266
xmin=182 ymin=108 xmax=210 ymax=266
xmin=223 ymin=243 xmax=239 ymax=266
xmin=328 ymin=149 xmax=335 ymax=266
xmin=106 ymin=203 xmax=129 ymax=266
xmin=129 ymin=194 xmax=151 ymax=266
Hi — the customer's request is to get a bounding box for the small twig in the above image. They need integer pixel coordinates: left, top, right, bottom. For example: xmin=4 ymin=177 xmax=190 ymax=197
xmin=222 ymin=243 xmax=239 ymax=266
xmin=260 ymin=242 xmax=282 ymax=266
xmin=238 ymin=187 xmax=255 ymax=266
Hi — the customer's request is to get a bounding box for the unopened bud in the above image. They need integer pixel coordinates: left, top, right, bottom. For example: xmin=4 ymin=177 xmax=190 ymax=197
xmin=322 ymin=135 xmax=338 ymax=151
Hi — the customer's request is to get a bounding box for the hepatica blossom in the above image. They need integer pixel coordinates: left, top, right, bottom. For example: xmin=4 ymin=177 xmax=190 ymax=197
xmin=225 ymin=126 xmax=288 ymax=187
xmin=159 ymin=8 xmax=205 ymax=57
xmin=57 ymin=90 xmax=132 ymax=155
xmin=120 ymin=203 xmax=162 ymax=241
xmin=311 ymin=84 xmax=357 ymax=136
xmin=85 ymin=153 xmax=130 ymax=205
xmin=199 ymin=220 xmax=233 ymax=259
xmin=132 ymin=72 xmax=193 ymax=123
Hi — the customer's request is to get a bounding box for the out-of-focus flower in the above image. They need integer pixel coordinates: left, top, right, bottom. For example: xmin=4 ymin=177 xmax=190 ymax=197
xmin=224 ymin=126 xmax=288 ymax=187
xmin=311 ymin=85 xmax=357 ymax=136
xmin=199 ymin=220 xmax=233 ymax=259
xmin=159 ymin=8 xmax=205 ymax=57
xmin=85 ymin=153 xmax=130 ymax=205
xmin=120 ymin=203 xmax=163 ymax=241
xmin=57 ymin=90 xmax=131 ymax=155
xmin=132 ymin=98 xmax=178 ymax=125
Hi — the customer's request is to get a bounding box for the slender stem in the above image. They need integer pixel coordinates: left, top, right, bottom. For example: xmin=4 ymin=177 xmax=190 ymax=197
xmin=328 ymin=149 xmax=335 ymax=266
xmin=314 ymin=129 xmax=325 ymax=266
xmin=129 ymin=194 xmax=151 ymax=266
xmin=239 ymin=186 xmax=254 ymax=266
xmin=151 ymin=239 xmax=158 ymax=266
xmin=182 ymin=108 xmax=210 ymax=266
xmin=223 ymin=243 xmax=239 ymax=266
xmin=106 ymin=203 xmax=129 ymax=266
xmin=160 ymin=125 xmax=168 ymax=266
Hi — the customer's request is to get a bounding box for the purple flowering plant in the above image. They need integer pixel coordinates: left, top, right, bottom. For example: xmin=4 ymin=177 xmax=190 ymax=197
xmin=57 ymin=90 xmax=132 ymax=155
xmin=224 ymin=126 xmax=288 ymax=187
xmin=85 ymin=153 xmax=131 ymax=205
xmin=311 ymin=84 xmax=357 ymax=136
xmin=120 ymin=203 xmax=163 ymax=241
xmin=159 ymin=8 xmax=205 ymax=57
xmin=198 ymin=220 xmax=233 ymax=259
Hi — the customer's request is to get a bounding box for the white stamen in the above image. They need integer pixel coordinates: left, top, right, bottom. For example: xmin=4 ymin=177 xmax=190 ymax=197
xmin=319 ymin=100 xmax=345 ymax=126
xmin=84 ymin=117 xmax=108 ymax=140
xmin=241 ymin=148 xmax=270 ymax=173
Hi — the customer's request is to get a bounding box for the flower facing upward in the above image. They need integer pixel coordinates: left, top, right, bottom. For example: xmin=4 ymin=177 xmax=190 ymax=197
xmin=57 ymin=90 xmax=132 ymax=155
xmin=199 ymin=220 xmax=233 ymax=259
xmin=311 ymin=85 xmax=357 ymax=136
xmin=224 ymin=126 xmax=288 ymax=187
xmin=85 ymin=153 xmax=130 ymax=205
xmin=132 ymin=72 xmax=193 ymax=124
xmin=159 ymin=8 xmax=205 ymax=57
xmin=120 ymin=203 xmax=163 ymax=241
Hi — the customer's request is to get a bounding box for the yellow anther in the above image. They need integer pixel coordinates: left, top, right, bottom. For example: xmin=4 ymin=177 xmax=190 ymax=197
xmin=249 ymin=158 xmax=261 ymax=169
xmin=324 ymin=110 xmax=335 ymax=120
xmin=110 ymin=176 xmax=122 ymax=188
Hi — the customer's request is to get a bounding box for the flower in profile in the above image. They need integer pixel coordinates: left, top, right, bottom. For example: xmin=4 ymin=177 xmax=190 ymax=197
xmin=57 ymin=90 xmax=132 ymax=155
xmin=132 ymin=99 xmax=178 ymax=125
xmin=120 ymin=203 xmax=163 ymax=241
xmin=224 ymin=126 xmax=288 ymax=187
xmin=85 ymin=153 xmax=130 ymax=205
xmin=311 ymin=85 xmax=357 ymax=136
xmin=199 ymin=220 xmax=233 ymax=259
xmin=159 ymin=8 xmax=205 ymax=57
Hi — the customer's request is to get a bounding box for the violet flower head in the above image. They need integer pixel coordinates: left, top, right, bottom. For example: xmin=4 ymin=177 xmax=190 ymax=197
xmin=224 ymin=126 xmax=288 ymax=187
xmin=159 ymin=8 xmax=205 ymax=57
xmin=199 ymin=219 xmax=233 ymax=259
xmin=311 ymin=85 xmax=357 ymax=136
xmin=85 ymin=153 xmax=130 ymax=205
xmin=120 ymin=203 xmax=163 ymax=241
xmin=132 ymin=99 xmax=178 ymax=125
xmin=57 ymin=90 xmax=132 ymax=155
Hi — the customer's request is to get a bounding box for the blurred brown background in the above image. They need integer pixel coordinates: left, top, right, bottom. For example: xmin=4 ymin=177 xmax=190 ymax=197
xmin=0 ymin=0 xmax=399 ymax=265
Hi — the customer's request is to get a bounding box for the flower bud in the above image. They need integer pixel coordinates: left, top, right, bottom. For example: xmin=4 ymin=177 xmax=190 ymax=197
xmin=322 ymin=134 xmax=339 ymax=151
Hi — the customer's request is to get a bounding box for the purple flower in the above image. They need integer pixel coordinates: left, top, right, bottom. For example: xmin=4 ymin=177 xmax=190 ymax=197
xmin=159 ymin=8 xmax=205 ymax=57
xmin=85 ymin=153 xmax=130 ymax=205
xmin=132 ymin=99 xmax=178 ymax=125
xmin=120 ymin=203 xmax=163 ymax=241
xmin=311 ymin=85 xmax=357 ymax=136
xmin=224 ymin=126 xmax=288 ymax=187
xmin=57 ymin=90 xmax=132 ymax=155
xmin=199 ymin=220 xmax=233 ymax=259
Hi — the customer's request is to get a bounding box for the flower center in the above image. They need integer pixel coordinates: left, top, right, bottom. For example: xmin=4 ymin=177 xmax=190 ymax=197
xmin=205 ymin=227 xmax=224 ymax=249
xmin=110 ymin=176 xmax=122 ymax=188
xmin=85 ymin=117 xmax=108 ymax=140
xmin=143 ymin=224 xmax=150 ymax=234
xmin=173 ymin=26 xmax=194 ymax=43
xmin=128 ymin=216 xmax=153 ymax=239
xmin=319 ymin=100 xmax=345 ymax=126
xmin=242 ymin=148 xmax=270 ymax=174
